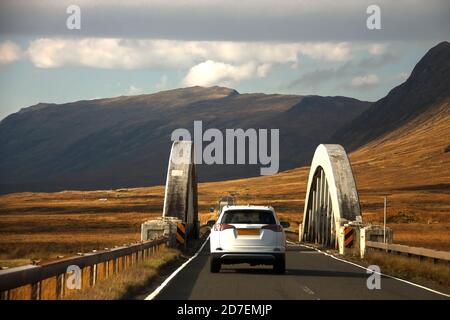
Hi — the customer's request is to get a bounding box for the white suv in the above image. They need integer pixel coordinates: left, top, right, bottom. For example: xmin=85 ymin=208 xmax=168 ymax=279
xmin=209 ymin=205 xmax=289 ymax=273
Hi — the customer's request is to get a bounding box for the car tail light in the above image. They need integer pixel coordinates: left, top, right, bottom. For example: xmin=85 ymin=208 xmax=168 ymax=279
xmin=214 ymin=223 xmax=235 ymax=231
xmin=262 ymin=224 xmax=283 ymax=232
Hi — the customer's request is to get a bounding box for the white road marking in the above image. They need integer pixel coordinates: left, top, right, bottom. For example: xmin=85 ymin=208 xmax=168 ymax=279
xmin=301 ymin=285 xmax=315 ymax=295
xmin=294 ymin=251 xmax=320 ymax=254
xmin=287 ymin=240 xmax=450 ymax=298
xmin=144 ymin=235 xmax=210 ymax=300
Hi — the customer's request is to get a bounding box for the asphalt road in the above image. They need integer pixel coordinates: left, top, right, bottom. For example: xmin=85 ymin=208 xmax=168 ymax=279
xmin=152 ymin=240 xmax=448 ymax=300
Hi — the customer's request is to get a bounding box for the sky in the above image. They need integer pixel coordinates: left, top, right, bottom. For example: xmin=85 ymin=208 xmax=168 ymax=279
xmin=0 ymin=0 xmax=449 ymax=119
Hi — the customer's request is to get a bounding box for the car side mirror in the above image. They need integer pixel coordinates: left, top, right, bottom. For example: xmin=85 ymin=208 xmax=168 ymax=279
xmin=207 ymin=219 xmax=216 ymax=227
xmin=280 ymin=221 xmax=290 ymax=229
xmin=209 ymin=207 xmax=215 ymax=213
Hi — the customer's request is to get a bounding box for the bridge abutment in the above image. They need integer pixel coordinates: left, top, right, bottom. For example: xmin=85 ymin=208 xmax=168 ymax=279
xmin=141 ymin=141 xmax=199 ymax=248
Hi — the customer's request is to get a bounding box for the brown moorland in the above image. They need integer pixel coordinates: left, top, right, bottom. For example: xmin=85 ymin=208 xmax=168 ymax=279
xmin=0 ymin=98 xmax=448 ymax=266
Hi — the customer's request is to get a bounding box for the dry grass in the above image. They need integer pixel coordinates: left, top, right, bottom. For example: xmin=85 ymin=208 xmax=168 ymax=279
xmin=0 ymin=259 xmax=31 ymax=268
xmin=0 ymin=188 xmax=164 ymax=262
xmin=0 ymin=101 xmax=448 ymax=265
xmin=0 ymin=166 xmax=448 ymax=265
xmin=379 ymin=223 xmax=450 ymax=251
xmin=359 ymin=250 xmax=450 ymax=294
xmin=65 ymin=248 xmax=180 ymax=300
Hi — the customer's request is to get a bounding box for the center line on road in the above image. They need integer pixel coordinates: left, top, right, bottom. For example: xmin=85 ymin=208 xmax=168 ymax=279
xmin=144 ymin=235 xmax=210 ymax=300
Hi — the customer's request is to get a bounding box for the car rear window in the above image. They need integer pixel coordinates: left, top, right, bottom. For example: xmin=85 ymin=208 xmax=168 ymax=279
xmin=221 ymin=210 xmax=276 ymax=224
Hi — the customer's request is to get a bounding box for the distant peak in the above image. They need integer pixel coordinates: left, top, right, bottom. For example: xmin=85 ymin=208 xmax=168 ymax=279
xmin=409 ymin=41 xmax=450 ymax=76
xmin=185 ymin=85 xmax=239 ymax=95
xmin=150 ymin=85 xmax=239 ymax=97
xmin=18 ymin=102 xmax=55 ymax=114
xmin=433 ymin=41 xmax=450 ymax=50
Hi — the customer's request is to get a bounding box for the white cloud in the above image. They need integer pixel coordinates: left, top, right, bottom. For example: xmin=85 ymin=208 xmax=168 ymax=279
xmin=24 ymin=38 xmax=390 ymax=87
xmin=350 ymin=74 xmax=379 ymax=88
xmin=367 ymin=43 xmax=387 ymax=55
xmin=0 ymin=41 xmax=22 ymax=65
xmin=182 ymin=60 xmax=258 ymax=86
xmin=26 ymin=38 xmax=360 ymax=70
xmin=393 ymin=72 xmax=409 ymax=82
xmin=296 ymin=42 xmax=352 ymax=61
xmin=256 ymin=63 xmax=272 ymax=77
xmin=127 ymin=85 xmax=143 ymax=95
xmin=290 ymin=62 xmax=300 ymax=69
xmin=27 ymin=38 xmax=176 ymax=69
xmin=155 ymin=75 xmax=169 ymax=90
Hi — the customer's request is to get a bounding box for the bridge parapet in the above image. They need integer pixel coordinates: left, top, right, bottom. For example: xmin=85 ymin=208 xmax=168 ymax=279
xmin=0 ymin=238 xmax=167 ymax=300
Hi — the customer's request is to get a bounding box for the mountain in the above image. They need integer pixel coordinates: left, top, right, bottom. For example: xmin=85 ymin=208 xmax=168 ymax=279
xmin=333 ymin=41 xmax=450 ymax=150
xmin=195 ymin=43 xmax=450 ymax=249
xmin=0 ymin=87 xmax=370 ymax=194
xmin=1 ymin=42 xmax=449 ymax=253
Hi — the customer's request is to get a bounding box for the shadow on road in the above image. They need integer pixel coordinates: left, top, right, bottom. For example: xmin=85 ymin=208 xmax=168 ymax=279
xmin=286 ymin=269 xmax=368 ymax=278
xmin=219 ymin=267 xmax=277 ymax=275
xmin=219 ymin=267 xmax=367 ymax=279
xmin=286 ymin=246 xmax=317 ymax=252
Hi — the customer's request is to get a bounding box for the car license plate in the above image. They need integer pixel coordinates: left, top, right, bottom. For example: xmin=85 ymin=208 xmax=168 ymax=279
xmin=237 ymin=228 xmax=260 ymax=236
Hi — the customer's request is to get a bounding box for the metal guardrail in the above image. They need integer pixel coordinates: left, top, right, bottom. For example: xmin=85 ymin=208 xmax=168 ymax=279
xmin=366 ymin=241 xmax=450 ymax=265
xmin=0 ymin=237 xmax=168 ymax=300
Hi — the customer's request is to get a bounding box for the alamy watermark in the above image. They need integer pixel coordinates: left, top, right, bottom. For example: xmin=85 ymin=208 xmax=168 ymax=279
xmin=66 ymin=5 xmax=81 ymax=30
xmin=65 ymin=4 xmax=379 ymax=31
xmin=171 ymin=121 xmax=279 ymax=175
xmin=366 ymin=265 xmax=381 ymax=290
xmin=366 ymin=5 xmax=381 ymax=30
xmin=66 ymin=264 xmax=82 ymax=290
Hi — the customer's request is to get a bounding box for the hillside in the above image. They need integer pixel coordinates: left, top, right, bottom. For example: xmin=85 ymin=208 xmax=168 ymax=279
xmin=0 ymin=87 xmax=370 ymax=194
xmin=1 ymin=102 xmax=448 ymax=263
xmin=333 ymin=41 xmax=450 ymax=151
xmin=1 ymin=93 xmax=448 ymax=261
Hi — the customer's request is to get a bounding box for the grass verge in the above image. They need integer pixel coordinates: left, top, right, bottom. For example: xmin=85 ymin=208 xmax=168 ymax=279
xmin=0 ymin=259 xmax=32 ymax=268
xmin=356 ymin=250 xmax=450 ymax=295
xmin=65 ymin=248 xmax=181 ymax=300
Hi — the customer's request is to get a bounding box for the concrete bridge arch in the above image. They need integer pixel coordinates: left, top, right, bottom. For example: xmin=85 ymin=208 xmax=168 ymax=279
xmin=300 ymin=144 xmax=362 ymax=248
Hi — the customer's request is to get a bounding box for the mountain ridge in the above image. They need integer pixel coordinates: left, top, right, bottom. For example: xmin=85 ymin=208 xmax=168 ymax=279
xmin=332 ymin=41 xmax=450 ymax=150
xmin=0 ymin=86 xmax=369 ymax=194
xmin=1 ymin=41 xmax=448 ymax=194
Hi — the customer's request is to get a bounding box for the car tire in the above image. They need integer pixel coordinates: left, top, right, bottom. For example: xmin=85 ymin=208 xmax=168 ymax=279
xmin=210 ymin=257 xmax=221 ymax=273
xmin=273 ymin=257 xmax=285 ymax=274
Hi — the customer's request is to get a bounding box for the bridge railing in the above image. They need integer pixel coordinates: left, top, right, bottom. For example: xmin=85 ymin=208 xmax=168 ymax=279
xmin=366 ymin=241 xmax=450 ymax=266
xmin=0 ymin=237 xmax=168 ymax=300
